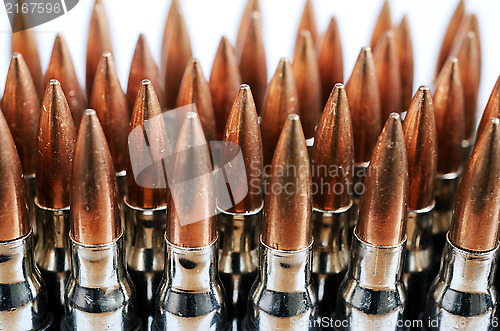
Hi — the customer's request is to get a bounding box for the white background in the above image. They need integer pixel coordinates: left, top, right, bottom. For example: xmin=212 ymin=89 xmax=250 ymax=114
xmin=0 ymin=0 xmax=498 ymax=120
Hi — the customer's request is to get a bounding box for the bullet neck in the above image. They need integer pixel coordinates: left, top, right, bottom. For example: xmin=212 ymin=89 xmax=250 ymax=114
xmin=165 ymin=237 xmax=219 ymax=292
xmin=405 ymin=202 xmax=434 ymax=273
xmin=312 ymin=205 xmax=350 ymax=274
xmin=258 ymin=240 xmax=313 ymax=293
xmin=349 ymin=232 xmax=405 ymax=289
xmin=0 ymin=231 xmax=36 ymax=284
xmin=70 ymin=235 xmax=127 ymax=288
xmin=34 ymin=199 xmax=71 ymax=272
xmin=218 ymin=204 xmax=262 ymax=275
xmin=440 ymin=234 xmax=497 ymax=293
xmin=125 ymin=199 xmax=166 ymax=272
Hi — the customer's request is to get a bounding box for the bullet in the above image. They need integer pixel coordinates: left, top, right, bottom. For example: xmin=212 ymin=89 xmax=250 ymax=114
xmin=11 ymin=8 xmax=43 ymax=99
xmin=2 ymin=53 xmax=40 ymax=240
xmin=237 ymin=11 xmax=267 ymax=115
xmin=477 ymin=75 xmax=500 ymax=138
xmin=425 ymin=117 xmax=500 ymax=330
xmin=210 ymin=36 xmax=242 ymax=140
xmin=434 ymin=0 xmax=465 ymax=79
xmin=34 ymin=80 xmax=75 ymax=325
xmin=236 ymin=0 xmax=260 ymax=57
xmin=176 ymin=58 xmax=217 ymax=142
xmin=293 ymin=30 xmax=322 ymax=139
xmin=126 ymin=80 xmax=169 ymax=329
xmin=86 ymin=0 xmax=112 ymax=100
xmin=63 ymin=110 xmax=139 ymax=330
xmin=246 ymin=114 xmax=318 ymax=330
xmin=218 ymin=85 xmax=263 ymax=329
xmin=127 ymin=34 xmax=163 ymax=112
xmin=318 ymin=16 xmax=344 ymax=107
xmin=401 ymin=86 xmax=437 ymax=321
xmin=345 ymin=47 xmax=382 ymax=238
xmin=161 ymin=0 xmax=192 ymax=110
xmin=295 ymin=0 xmax=318 ymax=47
xmin=154 ymin=112 xmax=226 ymax=330
xmin=336 ymin=113 xmax=408 ymax=330
xmin=450 ymin=30 xmax=481 ymax=159
xmin=374 ymin=30 xmax=402 ymax=119
xmin=44 ymin=34 xmax=87 ymax=128
xmin=0 ymin=108 xmax=52 ymax=330
xmin=89 ymin=52 xmax=129 ymax=201
xmin=395 ymin=15 xmax=414 ymax=111
xmin=310 ymin=84 xmax=353 ymax=317
xmin=261 ymin=58 xmax=299 ymax=166
xmin=431 ymin=58 xmax=464 ymax=272
xmin=369 ymin=0 xmax=392 ymax=50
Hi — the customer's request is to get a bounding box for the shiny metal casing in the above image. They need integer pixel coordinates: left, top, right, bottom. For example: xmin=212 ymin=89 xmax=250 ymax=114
xmin=424 ymin=235 xmax=498 ymax=331
xmin=245 ymin=241 xmax=318 ymax=330
xmin=0 ymin=230 xmax=52 ymax=330
xmin=62 ymin=234 xmax=140 ymax=330
xmin=153 ymin=237 xmax=227 ymax=331
xmin=336 ymin=233 xmax=407 ymax=330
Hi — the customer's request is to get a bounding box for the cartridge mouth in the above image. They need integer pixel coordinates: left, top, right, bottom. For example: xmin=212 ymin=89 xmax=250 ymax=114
xmin=353 ymin=231 xmax=407 ymax=250
xmin=0 ymin=228 xmax=32 ymax=246
xmin=165 ymin=232 xmax=219 ymax=252
xmin=259 ymin=237 xmax=313 ymax=255
xmin=70 ymin=231 xmax=123 ymax=249
xmin=312 ymin=201 xmax=353 ymax=215
xmin=409 ymin=200 xmax=435 ymax=214
xmin=447 ymin=232 xmax=499 ymax=256
xmin=34 ymin=197 xmax=71 ymax=213
xmin=216 ymin=201 xmax=263 ymax=217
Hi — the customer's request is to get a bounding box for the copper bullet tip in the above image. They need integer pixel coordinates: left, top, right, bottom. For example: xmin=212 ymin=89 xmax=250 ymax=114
xmin=127 ymin=80 xmax=169 ymax=209
xmin=434 ymin=0 xmax=465 ymax=79
xmin=86 ymin=0 xmax=112 ymax=100
xmin=402 ymin=86 xmax=438 ymax=211
xmin=433 ymin=57 xmax=465 ymax=175
xmin=477 ymin=75 xmax=500 ymax=138
xmin=37 ymin=79 xmax=76 ymax=209
xmin=312 ymin=84 xmax=354 ymax=211
xmin=220 ymin=84 xmax=263 ymax=213
xmin=369 ymin=0 xmax=392 ymax=50
xmin=356 ymin=113 xmax=408 ymax=247
xmin=127 ymin=34 xmax=163 ymax=112
xmin=346 ymin=47 xmax=382 ymax=165
xmin=71 ymin=109 xmax=121 ymax=245
xmin=90 ymin=52 xmax=129 ymax=173
xmin=236 ymin=0 xmax=261 ymax=55
xmin=0 ymin=109 xmax=30 ymax=242
xmin=210 ymin=36 xmax=242 ymax=140
xmin=293 ymin=30 xmax=322 ymax=139
xmin=238 ymin=11 xmax=267 ymax=115
xmin=295 ymin=0 xmax=318 ymax=47
xmin=395 ymin=14 xmax=414 ymax=111
xmin=176 ymin=58 xmax=217 ymax=142
xmin=167 ymin=112 xmax=216 ymax=248
xmin=45 ymin=33 xmax=87 ymax=128
xmin=374 ymin=30 xmax=402 ymax=120
xmin=161 ymin=0 xmax=192 ymax=109
xmin=263 ymin=114 xmax=312 ymax=251
xmin=261 ymin=58 xmax=299 ymax=166
xmin=318 ymin=16 xmax=344 ymax=107
xmin=450 ymin=117 xmax=500 ymax=252
xmin=2 ymin=52 xmax=40 ymax=177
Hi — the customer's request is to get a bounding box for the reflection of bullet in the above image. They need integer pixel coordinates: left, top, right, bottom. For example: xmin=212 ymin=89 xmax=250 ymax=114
xmin=161 ymin=0 xmax=192 ymax=110
xmin=310 ymin=84 xmax=352 ymax=317
xmin=2 ymin=53 xmax=40 ymax=241
xmin=63 ymin=110 xmax=139 ymax=330
xmin=246 ymin=115 xmax=318 ymax=330
xmin=126 ymin=80 xmax=169 ymax=329
xmin=425 ymin=118 xmax=500 ymax=331
xmin=86 ymin=0 xmax=112 ymax=100
xmin=154 ymin=112 xmax=226 ymax=330
xmin=218 ymin=85 xmax=263 ymax=329
xmin=431 ymin=58 xmax=464 ymax=277
xmin=0 ymin=108 xmax=52 ymax=330
xmin=336 ymin=114 xmax=408 ymax=330
xmin=402 ymin=87 xmax=437 ymax=321
xmin=35 ymin=80 xmax=75 ymax=324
